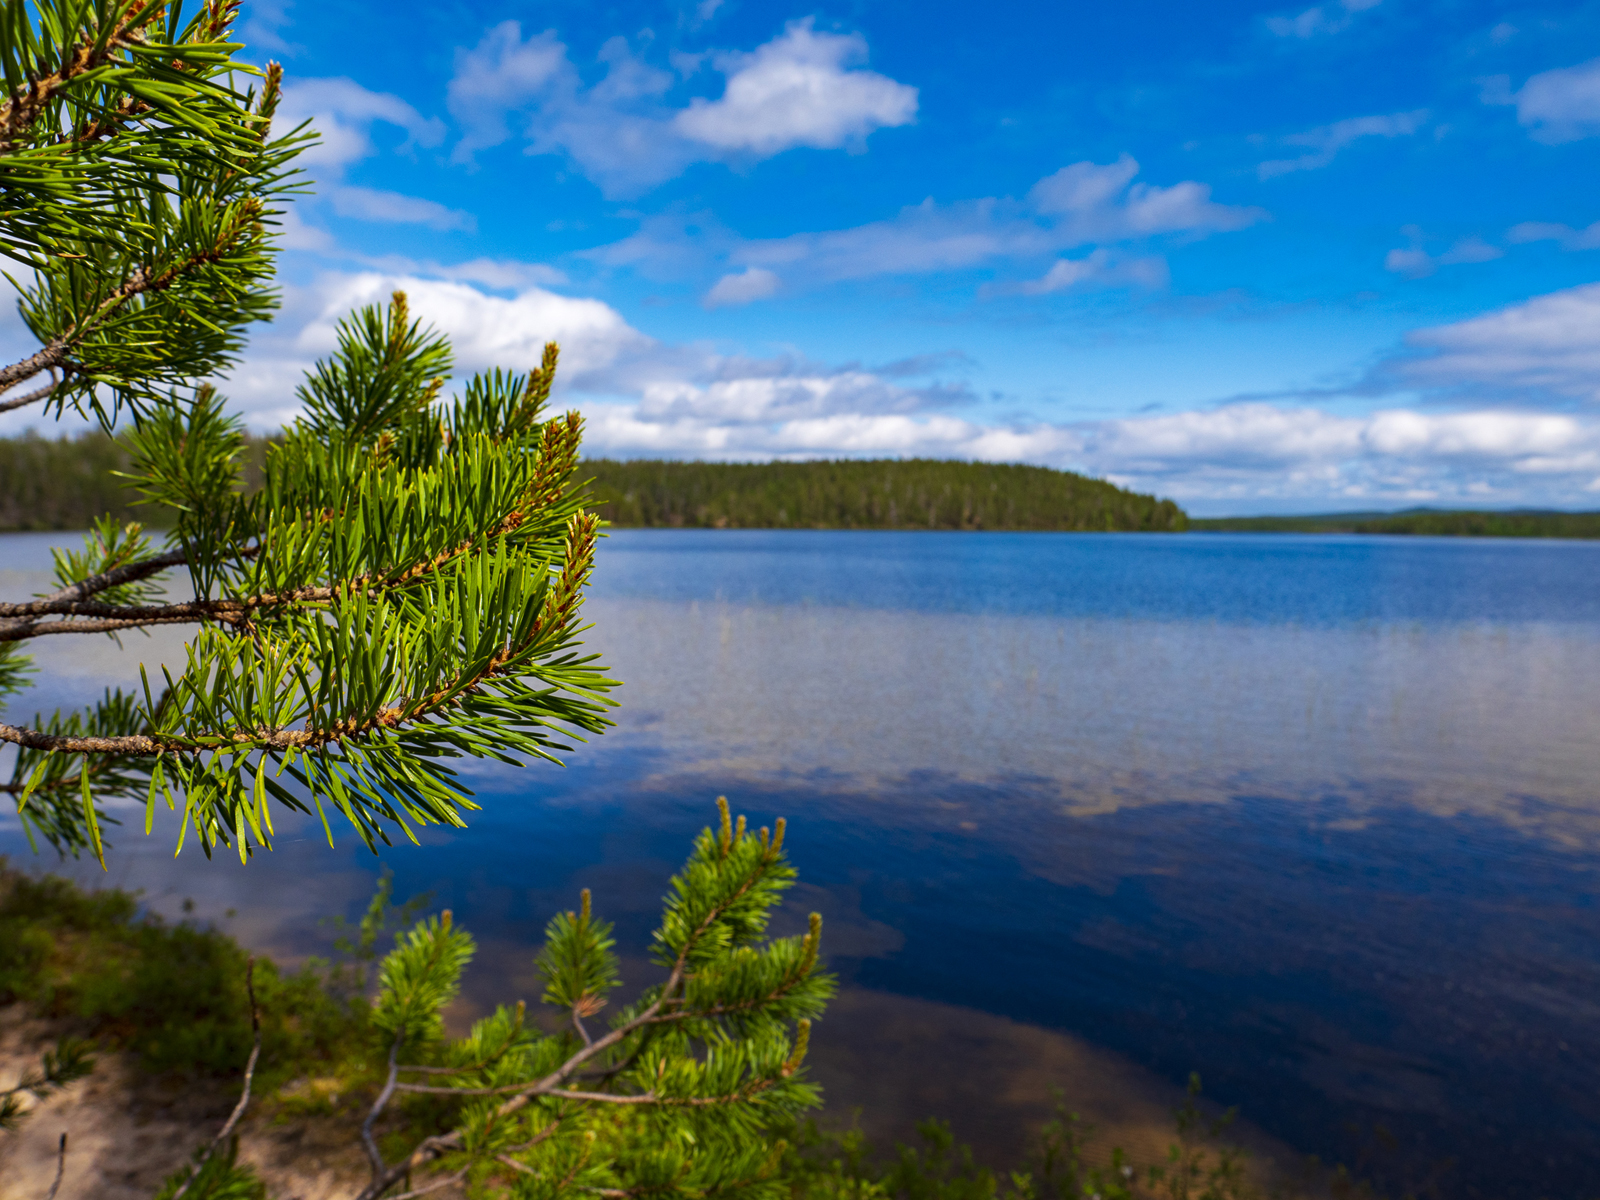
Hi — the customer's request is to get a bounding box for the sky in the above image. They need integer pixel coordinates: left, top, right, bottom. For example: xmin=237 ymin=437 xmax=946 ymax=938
xmin=10 ymin=0 xmax=1600 ymax=513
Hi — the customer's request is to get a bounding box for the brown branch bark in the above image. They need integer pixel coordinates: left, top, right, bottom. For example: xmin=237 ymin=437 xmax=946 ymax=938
xmin=0 ymin=368 xmax=59 ymax=413
xmin=0 ymin=1 xmax=159 ymax=157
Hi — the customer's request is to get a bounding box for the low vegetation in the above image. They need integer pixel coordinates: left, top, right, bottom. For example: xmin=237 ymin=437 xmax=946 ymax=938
xmin=1191 ymin=509 xmax=1600 ymax=538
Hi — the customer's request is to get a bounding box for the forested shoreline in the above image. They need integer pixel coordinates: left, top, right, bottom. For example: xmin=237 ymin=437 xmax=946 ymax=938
xmin=583 ymin=457 xmax=1188 ymax=531
xmin=0 ymin=436 xmax=1186 ymax=532
xmin=7 ymin=432 xmax=1600 ymax=538
xmin=1192 ymin=510 xmax=1600 ymax=538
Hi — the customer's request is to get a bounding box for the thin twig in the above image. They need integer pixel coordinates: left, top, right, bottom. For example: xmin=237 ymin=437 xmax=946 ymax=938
xmin=0 ymin=369 xmax=58 ymax=414
xmin=381 ymin=1165 xmax=471 ymax=1200
xmin=362 ymin=1034 xmax=404 ymax=1179
xmin=169 ymin=960 xmax=262 ymax=1200
xmin=44 ymin=1132 xmax=67 ymax=1200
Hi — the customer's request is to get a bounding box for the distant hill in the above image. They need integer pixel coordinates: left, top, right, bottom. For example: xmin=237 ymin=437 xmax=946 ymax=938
xmin=582 ymin=458 xmax=1189 ymax=532
xmin=1192 ymin=508 xmax=1600 ymax=538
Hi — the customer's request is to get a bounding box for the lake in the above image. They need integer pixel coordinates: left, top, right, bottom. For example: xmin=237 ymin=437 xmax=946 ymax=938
xmin=3 ymin=529 xmax=1598 ymax=1197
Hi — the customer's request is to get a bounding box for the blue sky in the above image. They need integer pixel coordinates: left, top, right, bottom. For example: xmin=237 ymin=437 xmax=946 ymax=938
xmin=13 ymin=0 xmax=1600 ymax=513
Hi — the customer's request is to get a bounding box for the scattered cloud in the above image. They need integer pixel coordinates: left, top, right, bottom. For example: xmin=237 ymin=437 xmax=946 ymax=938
xmin=278 ymin=78 xmax=446 ymax=177
xmin=1384 ymin=226 xmax=1502 ymax=277
xmin=597 ymin=156 xmax=1264 ymax=294
xmin=447 ymin=22 xmax=570 ymax=163
xmin=117 ymin=269 xmax=1600 ymax=510
xmin=672 ymin=20 xmax=917 ymax=154
xmin=1393 ymin=282 xmax=1600 ymax=403
xmin=704 ymin=267 xmax=782 ymax=307
xmin=1265 ymin=0 xmax=1381 ymax=40
xmin=988 ymin=250 xmax=1168 ymax=296
xmin=442 ymin=19 xmax=915 ymax=191
xmin=1508 ymin=220 xmax=1600 ymax=250
xmin=1489 ymin=57 xmax=1600 ymax=142
xmin=328 ymin=186 xmax=477 ymax=233
xmin=1258 ymin=109 xmax=1428 ymax=178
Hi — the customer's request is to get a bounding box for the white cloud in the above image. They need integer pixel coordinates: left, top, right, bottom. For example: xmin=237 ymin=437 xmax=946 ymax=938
xmin=1505 ymin=57 xmax=1600 ymax=142
xmin=328 ymin=186 xmax=477 ymax=233
xmin=1258 ymin=110 xmax=1428 ymax=178
xmin=672 ymin=20 xmax=917 ymax=154
xmin=178 ymin=272 xmax=1600 ymax=510
xmin=447 ymin=22 xmax=569 ymax=163
xmin=441 ymin=19 xmax=916 ymax=191
xmin=296 ymin=274 xmax=650 ymax=382
xmin=993 ymin=250 xmax=1169 ymax=296
xmin=1396 ymin=282 xmax=1600 ymax=402
xmin=1265 ymin=0 xmax=1381 ymax=39
xmin=598 ymin=157 xmax=1264 ymax=292
xmin=1384 ymin=229 xmax=1502 ymax=277
xmin=704 ymin=267 xmax=781 ymax=307
xmin=279 ymin=78 xmax=446 ymax=177
xmin=1076 ymin=403 xmax=1600 ymax=506
xmin=1507 ymin=219 xmax=1600 ymax=250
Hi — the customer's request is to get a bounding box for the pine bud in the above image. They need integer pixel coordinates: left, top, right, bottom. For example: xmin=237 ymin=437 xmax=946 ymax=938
xmin=580 ymin=888 xmax=591 ymax=922
xmin=782 ymin=1019 xmax=811 ymax=1076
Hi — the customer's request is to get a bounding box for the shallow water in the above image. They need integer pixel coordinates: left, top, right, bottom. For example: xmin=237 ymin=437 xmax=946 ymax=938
xmin=3 ymin=529 xmax=1598 ymax=1196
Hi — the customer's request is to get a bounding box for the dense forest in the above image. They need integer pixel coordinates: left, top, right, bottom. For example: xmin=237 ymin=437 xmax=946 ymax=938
xmin=582 ymin=457 xmax=1189 ymax=531
xmin=10 ymin=433 xmax=1600 ymax=538
xmin=1192 ymin=509 xmax=1600 ymax=538
xmin=0 ymin=431 xmax=272 ymax=531
xmin=0 ymin=437 xmax=1188 ymax=532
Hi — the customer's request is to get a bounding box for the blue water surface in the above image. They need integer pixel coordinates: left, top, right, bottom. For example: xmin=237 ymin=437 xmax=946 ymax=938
xmin=4 ymin=529 xmax=1599 ymax=1198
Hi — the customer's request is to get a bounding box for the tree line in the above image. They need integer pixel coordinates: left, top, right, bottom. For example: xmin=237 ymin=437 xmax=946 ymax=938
xmin=0 ymin=437 xmax=1189 ymax=533
xmin=581 ymin=457 xmax=1189 ymax=531
xmin=1191 ymin=509 xmax=1600 ymax=538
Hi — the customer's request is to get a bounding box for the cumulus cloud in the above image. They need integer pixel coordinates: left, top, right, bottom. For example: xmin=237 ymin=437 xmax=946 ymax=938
xmin=1499 ymin=57 xmax=1600 ymax=142
xmin=442 ymin=19 xmax=915 ymax=190
xmin=125 ymin=268 xmax=1600 ymax=510
xmin=1265 ymin=0 xmax=1381 ymax=39
xmin=295 ymin=274 xmax=650 ymax=381
xmin=1394 ymin=282 xmax=1600 ymax=403
xmin=1384 ymin=228 xmax=1502 ymax=277
xmin=328 ymin=187 xmax=477 ymax=233
xmin=672 ymin=21 xmax=916 ymax=154
xmin=279 ymin=78 xmax=446 ymax=177
xmin=1258 ymin=109 xmax=1427 ymax=178
xmin=703 ymin=267 xmax=781 ymax=307
xmin=598 ymin=156 xmax=1263 ymax=292
xmin=1076 ymin=403 xmax=1600 ymax=507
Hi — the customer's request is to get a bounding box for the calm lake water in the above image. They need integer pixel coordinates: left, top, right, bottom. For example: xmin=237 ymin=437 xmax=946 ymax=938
xmin=3 ymin=529 xmax=1598 ymax=1197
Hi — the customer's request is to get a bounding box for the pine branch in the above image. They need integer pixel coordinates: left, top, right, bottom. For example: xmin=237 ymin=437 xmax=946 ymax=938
xmin=0 ymin=367 xmax=57 ymax=413
xmin=355 ymin=826 xmax=812 ymax=1200
xmin=0 ymin=0 xmax=159 ymax=156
